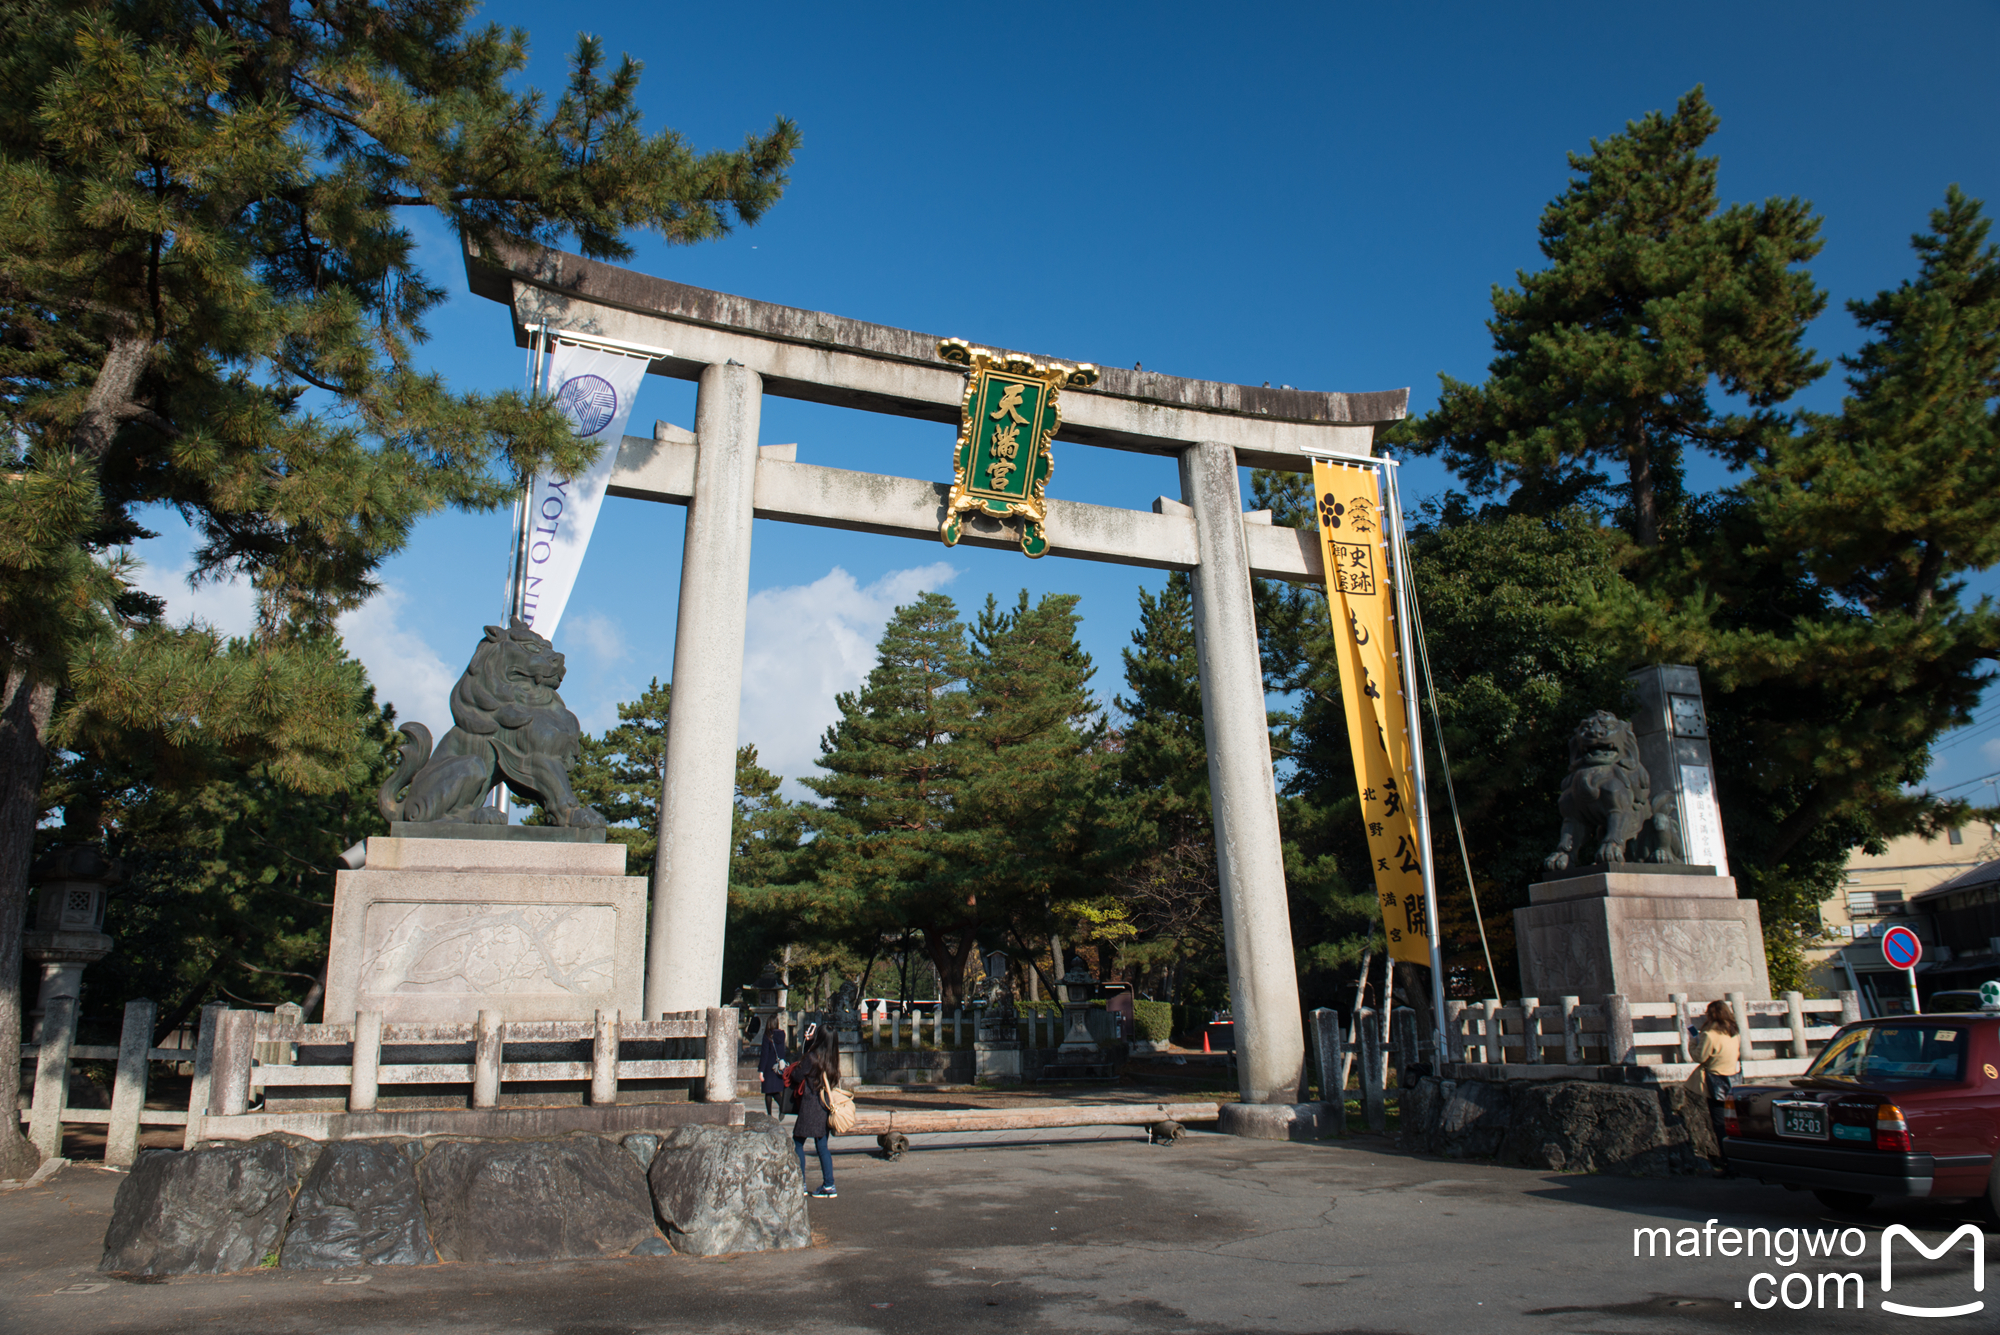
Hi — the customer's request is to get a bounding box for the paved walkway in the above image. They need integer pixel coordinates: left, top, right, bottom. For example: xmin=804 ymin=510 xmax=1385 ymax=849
xmin=1 ymin=1129 xmax=1989 ymax=1333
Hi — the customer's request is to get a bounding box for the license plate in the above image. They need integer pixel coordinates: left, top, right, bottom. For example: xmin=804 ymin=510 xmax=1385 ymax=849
xmin=1775 ymin=1102 xmax=1828 ymax=1140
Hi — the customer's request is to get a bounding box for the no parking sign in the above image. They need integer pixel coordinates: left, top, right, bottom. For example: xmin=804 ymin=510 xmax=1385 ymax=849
xmin=1882 ymin=924 xmax=1922 ymax=1013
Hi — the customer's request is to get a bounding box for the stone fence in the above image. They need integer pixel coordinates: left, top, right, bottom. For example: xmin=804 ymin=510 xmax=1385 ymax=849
xmin=1440 ymin=990 xmax=1859 ymax=1080
xmin=16 ymin=996 xmax=192 ymax=1166
xmin=19 ymin=999 xmax=742 ymax=1157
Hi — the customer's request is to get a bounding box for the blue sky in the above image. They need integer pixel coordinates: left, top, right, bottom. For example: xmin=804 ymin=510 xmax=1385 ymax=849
xmin=134 ymin=1 xmax=2000 ymax=801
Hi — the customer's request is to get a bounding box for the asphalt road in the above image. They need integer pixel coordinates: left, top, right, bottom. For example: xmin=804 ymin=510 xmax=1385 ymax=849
xmin=2 ymin=1130 xmax=1991 ymax=1334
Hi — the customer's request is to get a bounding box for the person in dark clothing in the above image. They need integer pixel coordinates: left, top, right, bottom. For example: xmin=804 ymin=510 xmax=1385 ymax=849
xmin=757 ymin=1021 xmax=790 ymax=1120
xmin=784 ymin=1025 xmax=840 ymax=1199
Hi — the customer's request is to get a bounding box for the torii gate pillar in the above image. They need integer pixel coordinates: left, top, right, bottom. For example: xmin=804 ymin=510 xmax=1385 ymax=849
xmin=1183 ymin=441 xmax=1307 ymax=1104
xmin=647 ymin=362 xmax=761 ymax=1016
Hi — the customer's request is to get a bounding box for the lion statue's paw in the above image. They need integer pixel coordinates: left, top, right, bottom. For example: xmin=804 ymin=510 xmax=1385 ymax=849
xmin=1544 ymin=852 xmax=1571 ymax=872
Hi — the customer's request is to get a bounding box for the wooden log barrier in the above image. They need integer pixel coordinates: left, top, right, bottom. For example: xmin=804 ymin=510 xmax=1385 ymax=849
xmin=852 ymin=1101 xmax=1221 ymax=1137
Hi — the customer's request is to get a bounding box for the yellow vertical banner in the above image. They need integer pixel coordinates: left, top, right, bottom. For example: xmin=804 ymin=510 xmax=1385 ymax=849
xmin=1311 ymin=460 xmax=1433 ymax=966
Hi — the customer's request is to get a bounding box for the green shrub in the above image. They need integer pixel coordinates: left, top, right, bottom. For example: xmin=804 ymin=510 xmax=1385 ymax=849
xmin=1134 ymin=1000 xmax=1172 ymax=1043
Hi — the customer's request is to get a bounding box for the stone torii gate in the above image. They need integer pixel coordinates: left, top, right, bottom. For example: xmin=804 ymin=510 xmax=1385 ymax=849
xmin=465 ymin=238 xmax=1407 ymax=1108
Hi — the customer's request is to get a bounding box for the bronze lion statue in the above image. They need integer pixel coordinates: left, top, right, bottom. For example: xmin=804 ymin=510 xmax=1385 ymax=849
xmin=377 ymin=617 xmax=607 ymax=829
xmin=1544 ymin=710 xmax=1682 ymax=872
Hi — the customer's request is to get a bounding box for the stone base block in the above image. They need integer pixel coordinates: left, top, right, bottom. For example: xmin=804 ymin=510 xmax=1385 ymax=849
xmin=323 ymin=837 xmax=646 ymax=1024
xmin=1217 ymin=1102 xmax=1333 ymax=1142
xmin=974 ymin=1041 xmax=1022 ymax=1083
xmin=1515 ymin=872 xmax=1771 ymax=1004
xmin=1399 ymin=1076 xmax=1707 ymax=1176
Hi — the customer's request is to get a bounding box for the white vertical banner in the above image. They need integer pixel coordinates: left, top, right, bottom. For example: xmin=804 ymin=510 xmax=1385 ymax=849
xmin=515 ymin=340 xmax=651 ymax=638
xmin=1678 ymin=763 xmax=1730 ymax=873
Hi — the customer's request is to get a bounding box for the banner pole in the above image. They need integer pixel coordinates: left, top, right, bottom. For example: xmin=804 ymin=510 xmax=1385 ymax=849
xmin=1382 ymin=460 xmax=1449 ymax=1069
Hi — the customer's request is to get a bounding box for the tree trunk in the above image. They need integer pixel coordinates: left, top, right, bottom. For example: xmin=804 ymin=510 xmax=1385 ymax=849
xmin=0 ymin=667 xmax=58 ymax=1177
xmin=1627 ymin=440 xmax=1659 ymax=548
xmin=70 ymin=332 xmax=153 ymax=462
xmin=1913 ymin=540 xmax=1943 ymax=618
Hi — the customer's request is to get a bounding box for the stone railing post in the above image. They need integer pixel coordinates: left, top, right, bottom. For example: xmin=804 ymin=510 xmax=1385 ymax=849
xmin=1358 ymin=1007 xmax=1386 ymax=1133
xmin=1442 ymin=999 xmax=1465 ymax=1065
xmin=348 ymin=1010 xmax=383 ymax=1113
xmin=1308 ymin=1008 xmax=1346 ymax=1136
xmin=471 ymin=1010 xmax=502 ymax=1109
xmin=703 ymin=1007 xmax=740 ymax=1104
xmin=1480 ymin=999 xmax=1500 ymax=1065
xmin=1838 ymin=990 xmax=1861 ymax=1027
xmin=1605 ymin=994 xmax=1635 ymax=1066
xmin=1784 ymin=991 xmax=1807 ymax=1059
xmin=26 ymin=994 xmax=78 ymax=1158
xmin=1392 ymin=1006 xmax=1416 ymax=1086
xmin=1518 ymin=996 xmax=1540 ymax=1065
xmin=1560 ymin=996 xmax=1581 ymax=1065
xmin=1669 ymin=992 xmax=1691 ymax=1062
xmin=105 ymin=998 xmax=157 ymax=1168
xmin=591 ymin=1008 xmax=620 ymax=1105
xmin=183 ymin=1001 xmax=226 ymax=1149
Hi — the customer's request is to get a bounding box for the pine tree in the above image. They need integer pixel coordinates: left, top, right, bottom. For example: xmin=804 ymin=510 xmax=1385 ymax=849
xmin=955 ymin=591 xmax=1110 ymax=991
xmin=1588 ymin=189 xmax=2000 ymax=946
xmin=0 ymin=0 xmax=797 ymax=1173
xmin=555 ymin=678 xmax=673 ymax=875
xmin=1105 ymin=574 xmax=1224 ymax=1001
xmin=1757 ymin=186 xmax=2000 ymax=617
xmin=37 ymin=667 xmax=400 ymax=1035
xmin=1413 ymin=87 xmax=1825 ymax=547
xmin=800 ymin=593 xmax=975 ymax=994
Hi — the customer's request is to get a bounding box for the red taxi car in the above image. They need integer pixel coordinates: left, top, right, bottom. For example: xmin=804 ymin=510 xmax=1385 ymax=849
xmin=1723 ymin=1012 xmax=1999 ymax=1225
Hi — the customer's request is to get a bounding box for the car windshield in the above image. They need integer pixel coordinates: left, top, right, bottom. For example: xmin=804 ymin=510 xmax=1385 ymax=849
xmin=1809 ymin=1023 xmax=1968 ymax=1082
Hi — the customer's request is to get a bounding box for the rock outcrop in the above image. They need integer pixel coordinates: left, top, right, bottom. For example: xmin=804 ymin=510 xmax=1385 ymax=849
xmin=1399 ymin=1076 xmax=1705 ymax=1176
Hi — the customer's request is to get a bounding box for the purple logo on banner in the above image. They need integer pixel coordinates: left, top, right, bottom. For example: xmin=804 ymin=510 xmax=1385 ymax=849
xmin=553 ymin=374 xmax=618 ymax=437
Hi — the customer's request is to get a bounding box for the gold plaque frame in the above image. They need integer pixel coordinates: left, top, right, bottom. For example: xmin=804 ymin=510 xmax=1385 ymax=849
xmin=936 ymin=338 xmax=1098 ymax=557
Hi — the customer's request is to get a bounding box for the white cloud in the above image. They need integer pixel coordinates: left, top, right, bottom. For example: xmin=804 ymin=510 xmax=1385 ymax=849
xmin=127 ymin=535 xmax=257 ymax=638
xmin=560 ymin=610 xmax=629 ymax=664
xmin=739 ymin=562 xmax=958 ymax=794
xmin=337 ymin=585 xmax=457 ymax=733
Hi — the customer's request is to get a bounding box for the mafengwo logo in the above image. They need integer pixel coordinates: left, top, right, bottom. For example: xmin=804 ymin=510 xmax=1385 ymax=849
xmin=1633 ymin=1219 xmax=1985 ymax=1314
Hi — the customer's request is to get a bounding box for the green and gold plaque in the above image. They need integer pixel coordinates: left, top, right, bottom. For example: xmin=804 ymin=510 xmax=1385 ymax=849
xmin=937 ymin=339 xmax=1098 ymax=557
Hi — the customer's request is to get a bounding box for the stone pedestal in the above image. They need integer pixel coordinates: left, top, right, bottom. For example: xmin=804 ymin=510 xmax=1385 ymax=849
xmin=1514 ymin=867 xmax=1771 ymax=1005
xmin=323 ymin=833 xmax=647 ymax=1025
xmin=837 ymin=1038 xmax=864 ymax=1091
xmin=973 ymin=1041 xmax=1022 ymax=1084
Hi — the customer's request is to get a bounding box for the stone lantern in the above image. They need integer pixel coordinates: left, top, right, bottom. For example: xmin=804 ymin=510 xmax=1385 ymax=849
xmin=747 ymin=968 xmax=787 ymax=1042
xmin=23 ymin=843 xmax=122 ymax=1041
xmin=1056 ymin=956 xmax=1100 ymax=1057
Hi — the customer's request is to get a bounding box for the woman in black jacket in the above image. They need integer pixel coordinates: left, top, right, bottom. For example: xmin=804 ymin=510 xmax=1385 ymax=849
xmin=757 ymin=1021 xmax=789 ymax=1121
xmin=784 ymin=1026 xmax=840 ymax=1199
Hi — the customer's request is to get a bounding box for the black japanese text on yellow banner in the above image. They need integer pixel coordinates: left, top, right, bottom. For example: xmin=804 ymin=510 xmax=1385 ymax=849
xmin=1312 ymin=460 xmax=1433 ymax=967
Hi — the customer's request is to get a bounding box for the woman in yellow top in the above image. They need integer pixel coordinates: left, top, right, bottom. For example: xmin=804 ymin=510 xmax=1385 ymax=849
xmin=1692 ymin=999 xmax=1741 ymax=1174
